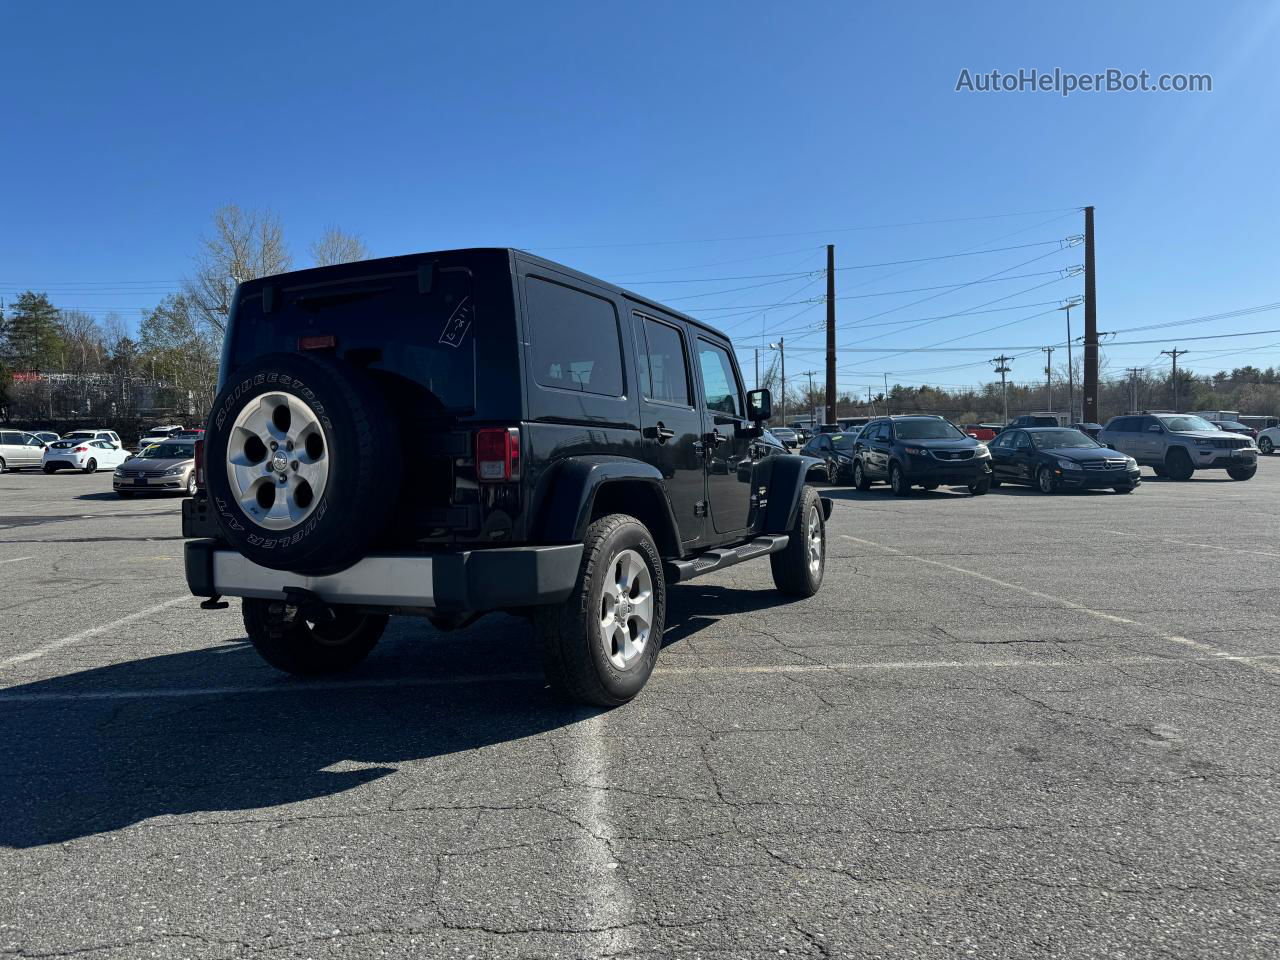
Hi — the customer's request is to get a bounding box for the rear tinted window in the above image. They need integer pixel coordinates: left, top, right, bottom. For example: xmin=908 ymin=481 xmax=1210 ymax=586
xmin=635 ymin=315 xmax=691 ymax=406
xmin=1107 ymin=417 xmax=1134 ymax=432
xmin=526 ymin=278 xmax=624 ymax=397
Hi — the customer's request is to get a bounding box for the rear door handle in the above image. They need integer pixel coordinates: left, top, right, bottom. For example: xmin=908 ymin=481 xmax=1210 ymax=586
xmin=643 ymin=424 xmax=677 ymax=442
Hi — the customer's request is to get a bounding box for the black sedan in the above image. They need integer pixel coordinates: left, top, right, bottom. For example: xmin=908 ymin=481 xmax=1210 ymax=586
xmin=799 ymin=431 xmax=857 ymax=483
xmin=989 ymin=427 xmax=1140 ymax=493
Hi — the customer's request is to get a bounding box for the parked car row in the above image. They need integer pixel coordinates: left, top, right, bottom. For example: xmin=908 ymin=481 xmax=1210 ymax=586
xmin=0 ymin=426 xmax=198 ymax=497
xmin=798 ymin=411 xmax=1262 ymax=496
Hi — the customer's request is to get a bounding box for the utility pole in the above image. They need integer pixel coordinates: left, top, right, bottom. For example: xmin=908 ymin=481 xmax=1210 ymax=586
xmin=1058 ymin=297 xmax=1081 ymax=423
xmin=883 ymin=372 xmax=890 ymax=416
xmin=769 ymin=337 xmax=786 ymax=424
xmin=803 ymin=370 xmax=817 ymax=427
xmin=1161 ymin=348 xmax=1189 ymax=411
xmin=1124 ymin=366 xmax=1143 ymax=414
xmin=825 ymin=243 xmax=836 ymax=425
xmin=1082 ymin=206 xmax=1099 ymax=421
xmin=754 ymin=348 xmax=759 ymax=390
xmin=1041 ymin=346 xmax=1055 ymax=412
xmin=992 ymin=355 xmax=1013 ymax=425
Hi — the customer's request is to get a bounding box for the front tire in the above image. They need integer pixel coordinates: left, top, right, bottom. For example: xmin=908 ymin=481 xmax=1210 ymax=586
xmin=0 ymin=457 xmax=5 ymax=473
xmin=243 ymin=598 xmax=387 ymax=675
xmin=1227 ymin=465 xmax=1257 ymax=481
xmin=968 ymin=474 xmax=991 ymax=496
xmin=536 ymin=514 xmax=665 ymax=707
xmin=889 ymin=462 xmax=911 ymax=497
xmin=184 ymin=474 xmax=197 ymax=497
xmin=1165 ymin=449 xmax=1195 ymax=481
xmin=116 ymin=490 xmax=135 ymax=499
xmin=1037 ymin=467 xmax=1057 ymax=494
xmin=1113 ymin=484 xmax=1136 ymax=494
xmin=1152 ymin=465 xmax=1167 ymax=478
xmin=853 ymin=460 xmax=872 ymax=491
xmin=1260 ymin=437 xmax=1274 ymax=455
xmin=82 ymin=459 xmax=97 ymax=474
xmin=771 ymin=486 xmax=825 ymax=598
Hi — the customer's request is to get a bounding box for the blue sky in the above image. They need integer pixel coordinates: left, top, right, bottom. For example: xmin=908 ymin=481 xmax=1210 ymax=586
xmin=3 ymin=1 xmax=1278 ymax=395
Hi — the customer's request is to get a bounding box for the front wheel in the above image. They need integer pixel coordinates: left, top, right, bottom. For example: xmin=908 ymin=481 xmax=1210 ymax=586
xmin=853 ymin=460 xmax=872 ymax=491
xmin=968 ymin=474 xmax=991 ymax=496
xmin=243 ymin=598 xmax=387 ymax=675
xmin=536 ymin=514 xmax=665 ymax=707
xmin=116 ymin=490 xmax=135 ymax=499
xmin=889 ymin=463 xmax=911 ymax=497
xmin=1227 ymin=465 xmax=1257 ymax=481
xmin=184 ymin=474 xmax=197 ymax=497
xmin=0 ymin=457 xmax=5 ymax=473
xmin=1165 ymin=449 xmax=1195 ymax=481
xmin=1152 ymin=465 xmax=1167 ymax=478
xmin=771 ymin=486 xmax=825 ymax=597
xmin=82 ymin=459 xmax=97 ymax=474
xmin=1036 ymin=467 xmax=1057 ymax=494
xmin=1113 ymin=484 xmax=1136 ymax=494
xmin=1260 ymin=437 xmax=1274 ymax=455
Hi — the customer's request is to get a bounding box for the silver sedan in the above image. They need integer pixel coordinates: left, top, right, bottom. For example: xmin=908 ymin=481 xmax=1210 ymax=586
xmin=113 ymin=440 xmax=197 ymax=497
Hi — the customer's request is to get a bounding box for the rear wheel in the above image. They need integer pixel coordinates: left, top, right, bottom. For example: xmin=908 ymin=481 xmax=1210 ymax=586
xmin=771 ymin=486 xmax=825 ymax=598
xmin=536 ymin=514 xmax=665 ymax=707
xmin=82 ymin=459 xmax=97 ymax=474
xmin=1036 ymin=467 xmax=1056 ymax=494
xmin=1151 ymin=465 xmax=1167 ymax=478
xmin=1227 ymin=465 xmax=1257 ymax=481
xmin=852 ymin=460 xmax=872 ymax=491
xmin=0 ymin=457 xmax=5 ymax=473
xmin=1165 ymin=449 xmax=1195 ymax=481
xmin=43 ymin=464 xmax=56 ymax=474
xmin=889 ymin=462 xmax=911 ymax=496
xmin=243 ymin=598 xmax=387 ymax=675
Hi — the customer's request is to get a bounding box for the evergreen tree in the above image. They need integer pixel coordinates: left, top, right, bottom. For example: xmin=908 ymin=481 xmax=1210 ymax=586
xmin=2 ymin=291 xmax=65 ymax=371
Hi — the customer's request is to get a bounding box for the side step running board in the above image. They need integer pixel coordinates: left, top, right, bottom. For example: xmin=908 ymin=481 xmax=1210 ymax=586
xmin=664 ymin=535 xmax=789 ymax=584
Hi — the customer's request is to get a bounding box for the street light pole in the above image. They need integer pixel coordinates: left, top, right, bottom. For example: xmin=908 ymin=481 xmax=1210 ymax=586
xmin=768 ymin=337 xmax=786 ymax=424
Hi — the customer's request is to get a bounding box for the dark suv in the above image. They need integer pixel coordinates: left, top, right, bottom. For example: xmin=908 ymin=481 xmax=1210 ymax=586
xmin=183 ymin=248 xmax=832 ymax=706
xmin=850 ymin=415 xmax=992 ymax=495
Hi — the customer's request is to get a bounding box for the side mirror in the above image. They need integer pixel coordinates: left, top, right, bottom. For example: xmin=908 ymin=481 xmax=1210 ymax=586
xmin=746 ymin=388 xmax=772 ymax=423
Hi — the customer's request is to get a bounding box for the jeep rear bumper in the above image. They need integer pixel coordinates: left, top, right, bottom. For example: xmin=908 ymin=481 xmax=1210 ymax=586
xmin=184 ymin=539 xmax=584 ymax=612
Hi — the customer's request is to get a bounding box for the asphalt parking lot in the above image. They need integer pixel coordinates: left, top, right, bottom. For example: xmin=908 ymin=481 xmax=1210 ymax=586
xmin=2 ymin=464 xmax=1279 ymax=959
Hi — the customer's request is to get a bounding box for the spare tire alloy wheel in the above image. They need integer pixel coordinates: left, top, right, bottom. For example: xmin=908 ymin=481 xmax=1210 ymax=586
xmin=205 ymin=352 xmax=400 ymax=574
xmin=226 ymin=391 xmax=330 ymax=531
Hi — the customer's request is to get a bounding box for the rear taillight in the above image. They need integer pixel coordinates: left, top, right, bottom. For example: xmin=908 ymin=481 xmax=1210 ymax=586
xmin=194 ymin=438 xmax=206 ymax=489
xmin=475 ymin=428 xmax=520 ymax=482
xmin=74 ymin=446 xmax=88 ymax=452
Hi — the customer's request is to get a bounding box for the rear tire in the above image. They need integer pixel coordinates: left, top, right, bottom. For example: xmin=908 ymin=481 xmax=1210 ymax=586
xmin=1227 ymin=465 xmax=1257 ymax=481
xmin=243 ymin=598 xmax=387 ymax=675
xmin=536 ymin=514 xmax=665 ymax=707
xmin=43 ymin=464 xmax=56 ymax=474
xmin=82 ymin=459 xmax=97 ymax=474
xmin=889 ymin=462 xmax=910 ymax=496
xmin=0 ymin=457 xmax=5 ymax=473
xmin=1152 ymin=465 xmax=1167 ymax=478
xmin=771 ymin=486 xmax=825 ymax=598
xmin=853 ymin=460 xmax=872 ymax=491
xmin=1165 ymin=449 xmax=1195 ymax=481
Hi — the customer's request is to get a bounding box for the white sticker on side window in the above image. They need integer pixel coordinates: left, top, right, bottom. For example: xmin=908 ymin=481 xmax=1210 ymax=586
xmin=438 ymin=296 xmax=474 ymax=348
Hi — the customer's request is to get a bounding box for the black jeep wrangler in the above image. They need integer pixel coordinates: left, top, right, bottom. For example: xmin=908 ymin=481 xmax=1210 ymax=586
xmin=183 ymin=248 xmax=831 ymax=705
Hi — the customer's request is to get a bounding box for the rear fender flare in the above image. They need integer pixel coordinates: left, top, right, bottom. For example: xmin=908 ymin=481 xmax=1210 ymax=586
xmin=535 ymin=456 xmax=681 ymax=554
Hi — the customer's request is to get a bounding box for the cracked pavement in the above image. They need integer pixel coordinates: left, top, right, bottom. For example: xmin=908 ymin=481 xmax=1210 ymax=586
xmin=1 ymin=465 xmax=1279 ymax=958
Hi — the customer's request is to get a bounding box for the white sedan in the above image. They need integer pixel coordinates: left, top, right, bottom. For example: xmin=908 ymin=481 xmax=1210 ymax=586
xmin=42 ymin=438 xmax=131 ymax=473
xmin=1258 ymin=425 xmax=1280 ymax=456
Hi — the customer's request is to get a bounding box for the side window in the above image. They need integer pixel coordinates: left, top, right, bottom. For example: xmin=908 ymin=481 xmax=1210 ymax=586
xmin=696 ymin=340 xmax=743 ymax=417
xmin=1013 ymin=432 xmax=1032 ymax=450
xmin=0 ymin=432 xmax=16 ymax=444
xmin=26 ymin=434 xmax=43 ymax=447
xmin=989 ymin=433 xmax=1008 ymax=449
xmin=634 ymin=315 xmax=692 ymax=406
xmin=526 ymin=277 xmax=625 ymax=397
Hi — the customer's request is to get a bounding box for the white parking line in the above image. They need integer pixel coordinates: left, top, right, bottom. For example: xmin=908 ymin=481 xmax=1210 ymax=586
xmin=2 ymin=653 xmax=1277 ymax=702
xmin=1111 ymin=530 xmax=1280 ymax=559
xmin=841 ymin=534 xmax=1280 ymax=674
xmin=0 ymin=556 xmax=33 ymax=565
xmin=0 ymin=597 xmax=189 ymax=669
xmin=568 ymin=712 xmax=631 ymax=951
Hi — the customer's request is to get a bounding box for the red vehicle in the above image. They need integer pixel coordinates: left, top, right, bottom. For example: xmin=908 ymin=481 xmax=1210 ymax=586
xmin=962 ymin=423 xmax=1001 ymax=442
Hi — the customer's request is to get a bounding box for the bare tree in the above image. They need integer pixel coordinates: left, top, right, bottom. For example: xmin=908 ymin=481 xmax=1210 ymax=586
xmin=183 ymin=205 xmax=292 ymax=338
xmin=58 ymin=309 xmax=105 ymax=373
xmin=310 ymin=226 xmax=370 ymax=266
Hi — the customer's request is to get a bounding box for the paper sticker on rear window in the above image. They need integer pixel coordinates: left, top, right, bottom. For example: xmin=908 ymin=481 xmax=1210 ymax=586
xmin=438 ymin=296 xmax=474 ymax=348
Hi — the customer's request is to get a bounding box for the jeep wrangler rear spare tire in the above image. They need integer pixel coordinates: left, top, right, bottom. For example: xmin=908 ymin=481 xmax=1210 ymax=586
xmin=205 ymin=352 xmax=400 ymax=574
xmin=536 ymin=514 xmax=666 ymax=707
xmin=771 ymin=485 xmax=825 ymax=597
xmin=243 ymin=598 xmax=387 ymax=675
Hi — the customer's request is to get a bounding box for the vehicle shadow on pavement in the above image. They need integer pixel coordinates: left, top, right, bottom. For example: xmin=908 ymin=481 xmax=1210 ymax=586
xmin=0 ymin=584 xmax=793 ymax=850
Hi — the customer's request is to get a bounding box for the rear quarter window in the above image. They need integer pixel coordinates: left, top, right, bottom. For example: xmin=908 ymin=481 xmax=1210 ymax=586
xmin=525 ymin=277 xmax=625 ymax=397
